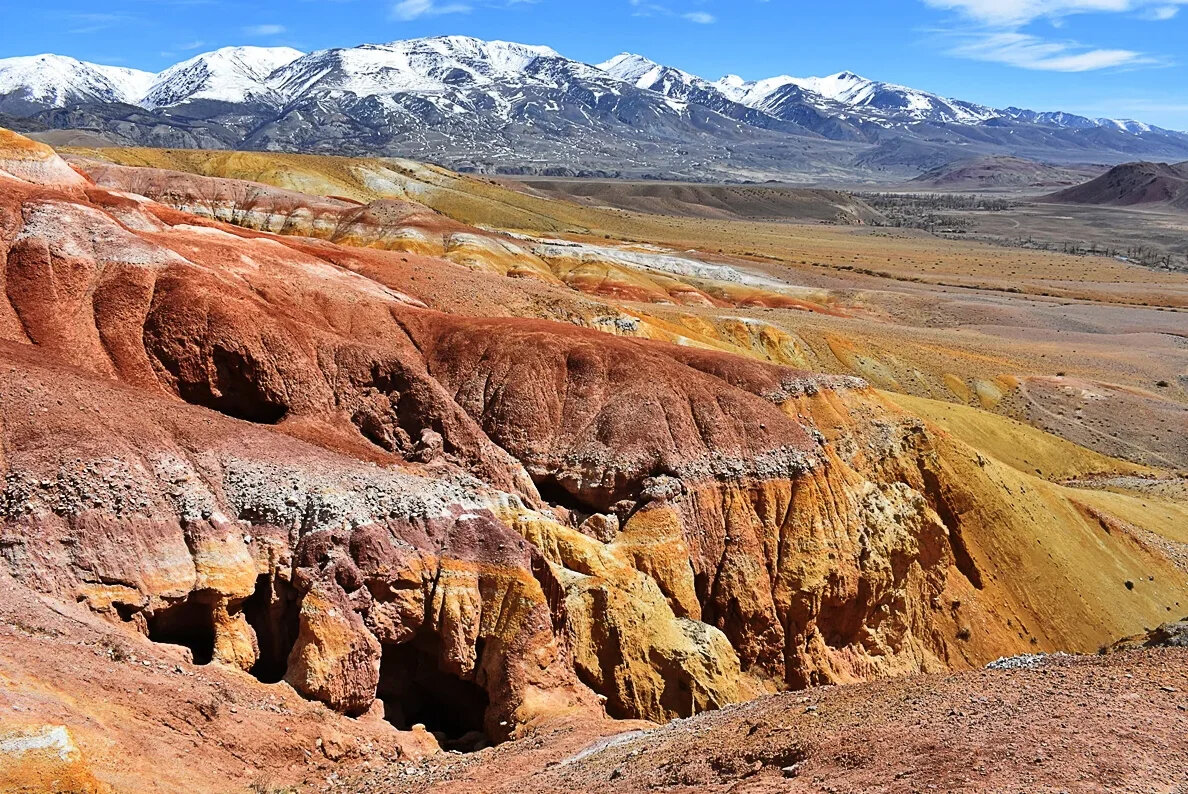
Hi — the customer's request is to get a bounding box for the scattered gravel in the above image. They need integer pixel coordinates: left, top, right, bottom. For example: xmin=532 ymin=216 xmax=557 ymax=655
xmin=985 ymin=652 xmax=1069 ymax=670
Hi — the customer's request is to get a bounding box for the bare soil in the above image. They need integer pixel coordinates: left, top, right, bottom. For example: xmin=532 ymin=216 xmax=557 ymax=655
xmin=326 ymin=649 xmax=1188 ymax=794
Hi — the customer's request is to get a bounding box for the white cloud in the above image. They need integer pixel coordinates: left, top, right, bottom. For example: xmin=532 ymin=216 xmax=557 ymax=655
xmin=1140 ymin=4 xmax=1180 ymax=18
xmin=923 ymin=0 xmax=1188 ymax=25
xmin=391 ymin=0 xmax=472 ymax=19
xmin=923 ymin=0 xmax=1181 ymax=72
xmin=947 ymin=31 xmax=1149 ymax=70
xmin=244 ymin=24 xmax=287 ymax=35
xmin=629 ymin=1 xmax=717 ymax=22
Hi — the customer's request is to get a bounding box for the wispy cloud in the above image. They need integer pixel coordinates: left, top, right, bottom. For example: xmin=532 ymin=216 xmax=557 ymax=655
xmin=391 ymin=0 xmax=472 ymax=20
xmin=630 ymin=0 xmax=717 ymax=23
xmin=243 ymin=23 xmax=287 ymax=36
xmin=64 ymin=12 xmax=138 ymax=34
xmin=923 ymin=0 xmax=1183 ymax=72
xmin=946 ymin=30 xmax=1153 ymax=71
xmin=1139 ymin=4 xmax=1181 ymax=18
xmin=923 ymin=0 xmax=1188 ymax=26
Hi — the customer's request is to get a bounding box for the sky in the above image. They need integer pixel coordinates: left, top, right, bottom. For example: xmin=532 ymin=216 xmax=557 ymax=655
xmin=2 ymin=0 xmax=1187 ymax=129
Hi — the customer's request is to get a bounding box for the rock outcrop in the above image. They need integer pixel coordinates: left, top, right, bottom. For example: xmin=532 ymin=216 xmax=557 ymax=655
xmin=1111 ymin=618 xmax=1188 ymax=651
xmin=1 ymin=129 xmax=1185 ymax=751
xmin=0 ymin=725 xmax=110 ymax=794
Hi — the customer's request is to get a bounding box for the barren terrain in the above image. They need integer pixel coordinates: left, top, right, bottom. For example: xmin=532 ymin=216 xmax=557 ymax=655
xmin=0 ymin=131 xmax=1184 ymax=793
xmin=327 ymin=648 xmax=1188 ymax=794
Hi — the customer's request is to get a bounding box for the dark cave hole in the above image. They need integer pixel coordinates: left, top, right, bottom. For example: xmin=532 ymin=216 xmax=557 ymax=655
xmin=377 ymin=635 xmax=491 ymax=752
xmin=112 ymin=601 xmax=139 ymax=622
xmin=242 ymin=574 xmax=300 ymax=684
xmin=171 ymin=348 xmax=288 ymax=425
xmin=532 ymin=474 xmax=604 ymax=517
xmin=147 ymin=597 xmax=215 ymax=665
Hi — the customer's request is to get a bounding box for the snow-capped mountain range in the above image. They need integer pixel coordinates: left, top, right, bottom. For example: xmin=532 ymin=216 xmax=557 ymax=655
xmin=711 ymin=70 xmax=1000 ymax=126
xmin=2 ymin=36 xmax=1186 ymax=180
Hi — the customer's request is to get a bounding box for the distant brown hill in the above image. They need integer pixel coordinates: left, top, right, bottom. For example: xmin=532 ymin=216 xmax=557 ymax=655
xmin=1048 ymin=160 xmax=1188 ymax=210
xmin=510 ymin=179 xmax=885 ymax=224
xmin=911 ymin=155 xmax=1103 ymax=190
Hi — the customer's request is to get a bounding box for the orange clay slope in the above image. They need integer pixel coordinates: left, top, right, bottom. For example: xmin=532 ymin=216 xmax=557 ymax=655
xmin=0 ymin=130 xmax=1180 ymax=792
xmin=68 ymin=144 xmax=1188 ymax=469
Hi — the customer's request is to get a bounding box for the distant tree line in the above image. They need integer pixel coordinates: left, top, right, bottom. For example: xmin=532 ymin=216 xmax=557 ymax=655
xmin=852 ymin=191 xmax=1186 ymax=271
xmin=858 ymin=192 xmax=1015 ymax=212
xmin=855 ymin=192 xmax=1015 ymax=234
xmin=1013 ymin=239 xmax=1188 ymax=271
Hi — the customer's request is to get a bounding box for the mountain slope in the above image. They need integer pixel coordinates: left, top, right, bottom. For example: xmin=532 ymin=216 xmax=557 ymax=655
xmin=3 ymin=37 xmax=1188 ymax=180
xmin=512 ymin=178 xmax=884 ymax=223
xmin=911 ymin=155 xmax=1106 ymax=190
xmin=0 ymin=54 xmax=154 ymax=115
xmin=141 ymin=46 xmax=303 ymax=110
xmin=1047 ymin=161 xmax=1188 ymax=210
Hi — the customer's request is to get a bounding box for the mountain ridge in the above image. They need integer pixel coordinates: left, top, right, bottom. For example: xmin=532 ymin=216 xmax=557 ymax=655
xmin=2 ymin=36 xmax=1187 ymax=180
xmin=910 ymin=155 xmax=1107 ymax=190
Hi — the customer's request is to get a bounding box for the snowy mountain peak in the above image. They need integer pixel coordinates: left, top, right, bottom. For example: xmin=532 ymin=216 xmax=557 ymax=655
xmin=0 ymin=54 xmax=154 ymax=109
xmin=599 ymin=53 xmax=702 ymax=93
xmin=141 ymin=46 xmax=304 ymax=109
xmin=712 ymin=74 xmax=798 ymax=105
xmin=1100 ymin=118 xmax=1153 ymax=134
xmin=92 ymin=64 xmax=158 ymax=103
xmin=268 ymin=35 xmax=622 ymax=109
xmin=398 ymin=36 xmax=562 ymax=62
xmin=370 ymin=36 xmax=564 ymax=77
xmin=789 ymin=71 xmax=876 ymax=102
xmin=598 ymin=53 xmax=660 ymax=78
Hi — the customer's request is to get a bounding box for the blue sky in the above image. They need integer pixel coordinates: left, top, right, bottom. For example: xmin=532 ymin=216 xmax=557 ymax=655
xmin=3 ymin=0 xmax=1187 ymax=128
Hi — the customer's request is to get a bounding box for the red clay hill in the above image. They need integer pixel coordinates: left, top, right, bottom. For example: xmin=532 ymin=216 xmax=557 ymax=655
xmin=1048 ymin=160 xmax=1188 ymax=210
xmin=0 ymin=127 xmax=1185 ymax=792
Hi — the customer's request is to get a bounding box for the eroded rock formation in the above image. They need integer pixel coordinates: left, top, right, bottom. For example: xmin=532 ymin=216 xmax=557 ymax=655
xmin=1 ymin=129 xmax=1184 ymax=750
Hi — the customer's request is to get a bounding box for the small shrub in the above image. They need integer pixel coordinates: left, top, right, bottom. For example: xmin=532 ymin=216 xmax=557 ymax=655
xmin=250 ymin=776 xmax=298 ymax=794
xmin=98 ymin=635 xmax=133 ymax=663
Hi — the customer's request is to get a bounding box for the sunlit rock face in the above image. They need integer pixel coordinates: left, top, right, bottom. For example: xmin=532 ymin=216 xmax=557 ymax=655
xmin=1 ymin=129 xmax=1185 ymax=749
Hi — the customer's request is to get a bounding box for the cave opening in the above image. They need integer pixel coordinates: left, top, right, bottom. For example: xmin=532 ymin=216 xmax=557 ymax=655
xmin=147 ymin=597 xmax=216 ymax=665
xmin=163 ymin=347 xmax=289 ymax=425
xmin=376 ymin=635 xmax=491 ymax=752
xmin=242 ymin=574 xmax=300 ymax=683
xmin=112 ymin=601 xmax=139 ymax=622
xmin=532 ymin=474 xmax=604 ymax=517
